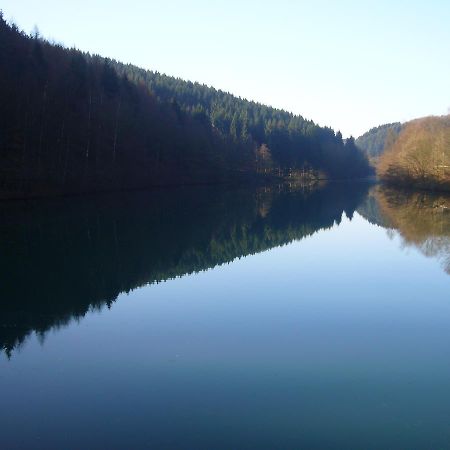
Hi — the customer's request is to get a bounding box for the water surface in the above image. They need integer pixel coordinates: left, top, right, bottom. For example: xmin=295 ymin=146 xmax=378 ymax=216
xmin=1 ymin=183 xmax=449 ymax=449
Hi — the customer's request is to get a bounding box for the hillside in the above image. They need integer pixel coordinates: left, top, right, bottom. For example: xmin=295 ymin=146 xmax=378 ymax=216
xmin=378 ymin=116 xmax=450 ymax=191
xmin=0 ymin=15 xmax=372 ymax=198
xmin=356 ymin=122 xmax=402 ymax=160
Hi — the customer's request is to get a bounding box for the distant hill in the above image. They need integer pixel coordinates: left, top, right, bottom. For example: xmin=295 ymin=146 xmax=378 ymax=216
xmin=356 ymin=123 xmax=402 ymax=159
xmin=0 ymin=14 xmax=372 ymax=198
xmin=378 ymin=116 xmax=450 ymax=191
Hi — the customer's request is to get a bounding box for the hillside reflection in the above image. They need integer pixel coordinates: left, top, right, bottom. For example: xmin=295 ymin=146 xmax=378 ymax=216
xmin=1 ymin=183 xmax=369 ymax=356
xmin=359 ymin=187 xmax=450 ymax=274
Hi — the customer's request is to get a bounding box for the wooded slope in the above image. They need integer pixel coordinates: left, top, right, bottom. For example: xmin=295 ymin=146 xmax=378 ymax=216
xmin=378 ymin=116 xmax=450 ymax=191
xmin=356 ymin=122 xmax=402 ymax=160
xmin=0 ymin=15 xmax=372 ymax=198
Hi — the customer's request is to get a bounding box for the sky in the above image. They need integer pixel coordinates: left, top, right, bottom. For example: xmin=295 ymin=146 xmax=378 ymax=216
xmin=2 ymin=0 xmax=450 ymax=137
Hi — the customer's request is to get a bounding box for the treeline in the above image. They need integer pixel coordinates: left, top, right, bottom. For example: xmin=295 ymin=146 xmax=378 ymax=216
xmin=0 ymin=15 xmax=251 ymax=197
xmin=0 ymin=15 xmax=372 ymax=198
xmin=356 ymin=122 xmax=402 ymax=160
xmin=378 ymin=116 xmax=450 ymax=191
xmin=112 ymin=62 xmax=372 ymax=179
xmin=0 ymin=182 xmax=369 ymax=356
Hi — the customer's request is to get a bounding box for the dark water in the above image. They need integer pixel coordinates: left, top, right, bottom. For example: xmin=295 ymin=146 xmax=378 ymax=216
xmin=1 ymin=183 xmax=449 ymax=449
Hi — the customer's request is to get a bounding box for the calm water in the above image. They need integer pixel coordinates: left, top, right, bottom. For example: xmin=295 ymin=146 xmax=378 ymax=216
xmin=1 ymin=183 xmax=449 ymax=449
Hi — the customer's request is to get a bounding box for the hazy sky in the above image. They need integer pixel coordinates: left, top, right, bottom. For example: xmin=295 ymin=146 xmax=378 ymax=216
xmin=2 ymin=0 xmax=450 ymax=137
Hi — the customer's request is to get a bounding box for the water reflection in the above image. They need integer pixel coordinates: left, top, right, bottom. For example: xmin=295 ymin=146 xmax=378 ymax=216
xmin=0 ymin=183 xmax=368 ymax=356
xmin=2 ymin=182 xmax=449 ymax=357
xmin=359 ymin=187 xmax=450 ymax=274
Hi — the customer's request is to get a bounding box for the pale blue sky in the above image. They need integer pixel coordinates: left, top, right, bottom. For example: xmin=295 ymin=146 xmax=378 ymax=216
xmin=3 ymin=0 xmax=450 ymax=137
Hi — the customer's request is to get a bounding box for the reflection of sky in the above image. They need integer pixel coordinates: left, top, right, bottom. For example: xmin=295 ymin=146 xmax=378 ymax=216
xmin=1 ymin=213 xmax=449 ymax=448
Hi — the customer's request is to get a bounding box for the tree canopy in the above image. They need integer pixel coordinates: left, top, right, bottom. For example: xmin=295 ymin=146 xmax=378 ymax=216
xmin=356 ymin=123 xmax=402 ymax=160
xmin=377 ymin=116 xmax=450 ymax=191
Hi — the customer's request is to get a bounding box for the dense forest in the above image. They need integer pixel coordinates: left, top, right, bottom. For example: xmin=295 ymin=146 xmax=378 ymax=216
xmin=0 ymin=182 xmax=369 ymax=356
xmin=356 ymin=122 xmax=402 ymax=160
xmin=0 ymin=15 xmax=372 ymax=198
xmin=378 ymin=116 xmax=450 ymax=191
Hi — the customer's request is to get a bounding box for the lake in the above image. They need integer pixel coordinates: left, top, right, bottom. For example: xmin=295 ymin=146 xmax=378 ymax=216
xmin=1 ymin=182 xmax=449 ymax=449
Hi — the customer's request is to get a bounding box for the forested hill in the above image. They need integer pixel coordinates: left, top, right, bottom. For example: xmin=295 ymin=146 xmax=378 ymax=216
xmin=0 ymin=16 xmax=372 ymax=198
xmin=111 ymin=61 xmax=370 ymax=178
xmin=356 ymin=123 xmax=402 ymax=160
xmin=378 ymin=116 xmax=450 ymax=191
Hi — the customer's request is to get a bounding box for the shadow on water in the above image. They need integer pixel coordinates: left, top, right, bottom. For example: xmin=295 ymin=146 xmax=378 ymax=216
xmin=0 ymin=182 xmax=369 ymax=356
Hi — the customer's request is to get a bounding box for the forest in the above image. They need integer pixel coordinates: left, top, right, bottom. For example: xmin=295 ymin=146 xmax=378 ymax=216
xmin=377 ymin=116 xmax=450 ymax=191
xmin=356 ymin=122 xmax=402 ymax=161
xmin=0 ymin=14 xmax=372 ymax=198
